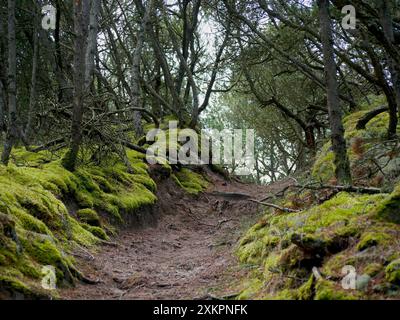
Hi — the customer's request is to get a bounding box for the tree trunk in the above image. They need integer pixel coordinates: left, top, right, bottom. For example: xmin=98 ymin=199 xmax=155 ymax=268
xmin=24 ymin=2 xmax=40 ymax=143
xmin=317 ymin=0 xmax=352 ymax=185
xmin=0 ymin=80 xmax=5 ymax=133
xmin=85 ymin=0 xmax=100 ymax=91
xmin=132 ymin=0 xmax=154 ymax=137
xmin=63 ymin=0 xmax=90 ymax=171
xmin=0 ymin=9 xmax=6 ymax=133
xmin=2 ymin=0 xmax=18 ymax=165
xmin=379 ymin=0 xmax=400 ymax=135
xmin=54 ymin=0 xmax=71 ymax=103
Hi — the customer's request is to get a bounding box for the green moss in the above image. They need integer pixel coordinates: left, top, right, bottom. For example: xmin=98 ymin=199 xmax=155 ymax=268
xmin=364 ymin=263 xmax=383 ymax=277
xmin=67 ymin=216 xmax=99 ymax=246
xmin=236 ymin=278 xmax=264 ymax=300
xmin=374 ymin=185 xmax=400 ymax=224
xmin=232 ymin=99 xmax=400 ymax=300
xmin=270 ymin=192 xmax=384 ymax=236
xmin=357 ymin=231 xmax=391 ymax=251
xmin=312 ymin=144 xmax=335 ymax=182
xmin=385 ymin=259 xmax=400 ymax=284
xmin=277 ymin=245 xmax=304 ymax=271
xmin=21 ymin=237 xmax=63 ymax=267
xmin=81 ymin=224 xmax=109 ymax=241
xmin=11 ymin=148 xmax=57 ymax=168
xmin=263 ymin=252 xmax=281 ymax=274
xmin=235 ymin=189 xmax=396 ymax=299
xmin=272 ymin=289 xmax=298 ymax=300
xmin=13 ymin=209 xmax=52 ymax=235
xmin=314 ymin=280 xmax=358 ymax=300
xmin=77 ymin=209 xmax=100 ymax=226
xmin=173 ymin=168 xmax=208 ymax=195
xmin=297 ymin=275 xmax=315 ymax=300
xmin=0 ymin=254 xmax=6 ymax=265
xmin=322 ymin=253 xmax=351 ymax=278
xmin=0 ymin=276 xmax=35 ymax=297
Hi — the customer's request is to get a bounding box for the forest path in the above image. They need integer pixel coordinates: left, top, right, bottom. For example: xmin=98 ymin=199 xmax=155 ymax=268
xmin=61 ymin=170 xmax=289 ymax=300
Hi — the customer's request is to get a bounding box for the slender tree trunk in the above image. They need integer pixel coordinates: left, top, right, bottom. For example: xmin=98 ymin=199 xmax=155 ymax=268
xmin=2 ymin=0 xmax=18 ymax=165
xmin=132 ymin=0 xmax=154 ymax=137
xmin=25 ymin=2 xmax=40 ymax=143
xmin=380 ymin=0 xmax=400 ymax=134
xmin=0 ymin=10 xmax=6 ymax=133
xmin=136 ymin=0 xmax=185 ymax=124
xmin=151 ymin=60 xmax=162 ymax=117
xmin=63 ymin=0 xmax=90 ymax=171
xmin=85 ymin=0 xmax=100 ymax=91
xmin=53 ymin=0 xmax=73 ymax=104
xmin=0 ymin=80 xmax=5 ymax=133
xmin=318 ymin=0 xmax=352 ymax=185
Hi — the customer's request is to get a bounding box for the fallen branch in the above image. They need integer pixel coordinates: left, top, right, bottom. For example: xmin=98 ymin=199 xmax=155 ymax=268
xmin=248 ymin=199 xmax=300 ymax=213
xmin=100 ymin=106 xmax=160 ymax=128
xmin=70 ymin=266 xmax=101 ymax=285
xmin=100 ymin=240 xmax=119 ymax=247
xmin=31 ymin=137 xmax=66 ymax=152
xmin=294 ymin=183 xmax=382 ymax=194
xmin=209 ymin=191 xmax=299 ymax=212
xmin=120 ymin=139 xmax=147 ymax=154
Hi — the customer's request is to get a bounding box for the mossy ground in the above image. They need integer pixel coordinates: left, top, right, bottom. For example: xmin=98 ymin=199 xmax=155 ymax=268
xmin=234 ymin=187 xmax=400 ymax=300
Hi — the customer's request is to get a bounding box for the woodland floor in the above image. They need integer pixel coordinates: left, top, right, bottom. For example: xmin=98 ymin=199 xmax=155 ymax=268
xmin=61 ymin=170 xmax=288 ymax=300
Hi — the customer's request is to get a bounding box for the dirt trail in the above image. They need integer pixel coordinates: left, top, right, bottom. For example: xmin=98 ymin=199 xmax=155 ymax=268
xmin=61 ymin=170 xmax=287 ymax=300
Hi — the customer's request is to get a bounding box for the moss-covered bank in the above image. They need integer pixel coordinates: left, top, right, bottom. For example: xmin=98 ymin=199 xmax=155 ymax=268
xmin=233 ymin=96 xmax=400 ymax=300
xmin=234 ymin=189 xmax=400 ymax=300
xmin=0 ymin=145 xmax=208 ymax=299
xmin=0 ymin=148 xmax=159 ymax=298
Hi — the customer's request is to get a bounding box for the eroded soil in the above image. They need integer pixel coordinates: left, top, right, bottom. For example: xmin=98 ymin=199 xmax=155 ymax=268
xmin=61 ymin=170 xmax=287 ymax=300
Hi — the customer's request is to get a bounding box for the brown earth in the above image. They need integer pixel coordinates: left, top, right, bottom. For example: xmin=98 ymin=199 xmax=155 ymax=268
xmin=61 ymin=169 xmax=289 ymax=300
